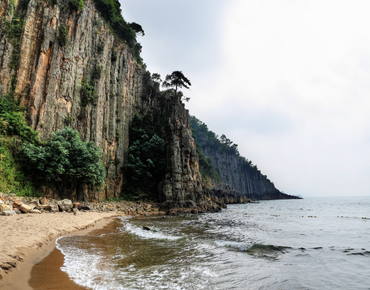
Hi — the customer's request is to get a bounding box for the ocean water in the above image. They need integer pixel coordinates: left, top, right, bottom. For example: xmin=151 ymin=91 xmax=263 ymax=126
xmin=56 ymin=196 xmax=370 ymax=290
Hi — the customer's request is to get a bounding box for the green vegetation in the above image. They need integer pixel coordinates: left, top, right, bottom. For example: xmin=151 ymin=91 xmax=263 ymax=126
xmin=3 ymin=3 xmax=27 ymax=73
xmin=190 ymin=116 xmax=261 ymax=180
xmin=142 ymin=71 xmax=162 ymax=101
xmin=80 ymin=78 xmax=95 ymax=106
xmin=93 ymin=0 xmax=144 ymax=63
xmin=0 ymin=94 xmax=41 ymax=196
xmin=93 ymin=63 xmax=104 ymax=80
xmin=190 ymin=116 xmax=239 ymax=156
xmin=58 ymin=25 xmax=69 ymax=47
xmin=0 ymin=137 xmax=40 ymax=196
xmin=20 ymin=127 xmax=105 ymax=199
xmin=111 ymin=47 xmax=118 ymax=62
xmin=0 ymin=93 xmax=39 ymax=144
xmin=123 ymin=111 xmax=165 ymax=200
xmin=162 ymin=71 xmax=191 ymax=96
xmin=68 ymin=0 xmax=85 ymax=11
xmin=0 ymin=93 xmax=105 ymax=197
xmin=64 ymin=115 xmax=73 ymax=126
xmin=79 ymin=78 xmax=96 ymax=119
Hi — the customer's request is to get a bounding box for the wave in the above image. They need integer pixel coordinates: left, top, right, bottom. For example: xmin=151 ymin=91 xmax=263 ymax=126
xmin=56 ymin=236 xmax=125 ymax=290
xmin=121 ymin=220 xmax=183 ymax=241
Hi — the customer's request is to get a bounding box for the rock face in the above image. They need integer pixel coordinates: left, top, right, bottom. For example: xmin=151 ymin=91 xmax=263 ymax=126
xmin=0 ymin=0 xmax=293 ymax=205
xmin=0 ymin=0 xmax=145 ymax=201
xmin=201 ymin=145 xmax=295 ymax=199
xmin=206 ymin=184 xmax=254 ymax=205
xmin=159 ymin=96 xmax=205 ymax=205
xmin=190 ymin=117 xmax=299 ymax=200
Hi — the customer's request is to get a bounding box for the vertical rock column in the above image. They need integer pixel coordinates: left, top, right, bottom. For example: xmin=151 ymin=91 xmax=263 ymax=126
xmin=160 ymin=96 xmax=205 ymax=205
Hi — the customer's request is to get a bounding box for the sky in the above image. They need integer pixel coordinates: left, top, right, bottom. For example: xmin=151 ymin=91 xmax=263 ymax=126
xmin=119 ymin=0 xmax=370 ymax=197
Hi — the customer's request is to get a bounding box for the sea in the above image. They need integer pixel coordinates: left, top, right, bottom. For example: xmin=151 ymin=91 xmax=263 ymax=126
xmin=56 ymin=196 xmax=370 ymax=290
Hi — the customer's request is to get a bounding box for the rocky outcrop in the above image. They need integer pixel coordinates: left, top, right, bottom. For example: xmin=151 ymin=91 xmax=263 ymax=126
xmin=201 ymin=146 xmax=298 ymax=199
xmin=156 ymin=95 xmax=221 ymax=211
xmin=160 ymin=96 xmax=204 ymax=202
xmin=0 ymin=0 xmax=145 ymax=201
xmin=0 ymin=0 xmax=295 ymax=206
xmin=206 ymin=184 xmax=256 ymax=205
xmin=190 ymin=117 xmax=300 ymax=200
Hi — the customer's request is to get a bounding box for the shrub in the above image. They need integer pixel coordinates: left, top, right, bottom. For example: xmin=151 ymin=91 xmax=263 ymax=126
xmin=93 ymin=64 xmax=104 ymax=80
xmin=0 ymin=139 xmax=41 ymax=197
xmin=111 ymin=47 xmax=117 ymax=62
xmin=0 ymin=93 xmax=39 ymax=144
xmin=123 ymin=112 xmax=165 ymax=198
xmin=19 ymin=127 xmax=105 ymax=198
xmin=58 ymin=25 xmax=69 ymax=47
xmin=4 ymin=15 xmax=25 ymax=71
xmin=64 ymin=115 xmax=73 ymax=126
xmin=80 ymin=78 xmax=95 ymax=107
xmin=68 ymin=0 xmax=85 ymax=11
xmin=97 ymin=42 xmax=104 ymax=54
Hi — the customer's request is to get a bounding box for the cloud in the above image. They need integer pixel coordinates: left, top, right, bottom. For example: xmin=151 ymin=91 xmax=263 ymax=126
xmin=119 ymin=0 xmax=370 ymax=197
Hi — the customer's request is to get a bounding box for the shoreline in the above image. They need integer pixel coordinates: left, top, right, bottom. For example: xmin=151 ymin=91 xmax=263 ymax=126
xmin=0 ymin=211 xmax=121 ymax=289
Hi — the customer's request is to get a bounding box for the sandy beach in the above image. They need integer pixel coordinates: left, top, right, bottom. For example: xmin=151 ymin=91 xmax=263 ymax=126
xmin=0 ymin=211 xmax=121 ymax=289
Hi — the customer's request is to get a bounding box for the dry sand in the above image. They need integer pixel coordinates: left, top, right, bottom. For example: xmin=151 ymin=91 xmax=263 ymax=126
xmin=0 ymin=211 xmax=121 ymax=289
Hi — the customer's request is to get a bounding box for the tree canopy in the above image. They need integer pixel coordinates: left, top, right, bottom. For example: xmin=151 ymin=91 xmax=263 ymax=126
xmin=162 ymin=71 xmax=191 ymax=95
xmin=19 ymin=127 xmax=105 ymax=198
xmin=123 ymin=112 xmax=166 ymax=199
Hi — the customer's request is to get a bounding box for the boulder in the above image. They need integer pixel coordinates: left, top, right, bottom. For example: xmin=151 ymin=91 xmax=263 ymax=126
xmin=57 ymin=199 xmax=73 ymax=212
xmin=45 ymin=204 xmax=59 ymax=213
xmin=0 ymin=201 xmax=13 ymax=212
xmin=143 ymin=226 xmax=159 ymax=232
xmin=39 ymin=197 xmax=49 ymax=205
xmin=13 ymin=208 xmax=21 ymax=214
xmin=35 ymin=204 xmax=50 ymax=210
xmin=30 ymin=209 xmax=41 ymax=214
xmin=12 ymin=201 xmax=23 ymax=208
xmin=0 ymin=195 xmax=8 ymax=202
xmin=73 ymin=202 xmax=80 ymax=209
xmin=30 ymin=200 xmax=40 ymax=206
xmin=1 ymin=210 xmax=17 ymax=216
xmin=19 ymin=203 xmax=36 ymax=213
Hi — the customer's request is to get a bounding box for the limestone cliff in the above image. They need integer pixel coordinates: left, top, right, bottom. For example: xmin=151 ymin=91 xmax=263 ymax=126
xmin=0 ymin=0 xmax=145 ymax=200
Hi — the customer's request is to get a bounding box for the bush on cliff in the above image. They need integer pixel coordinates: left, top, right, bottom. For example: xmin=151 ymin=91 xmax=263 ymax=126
xmin=0 ymin=137 xmax=40 ymax=196
xmin=19 ymin=127 xmax=105 ymax=198
xmin=123 ymin=112 xmax=165 ymax=199
xmin=92 ymin=0 xmax=144 ymax=62
xmin=68 ymin=0 xmax=85 ymax=11
xmin=58 ymin=25 xmax=69 ymax=47
xmin=0 ymin=94 xmax=41 ymax=196
xmin=0 ymin=93 xmax=39 ymax=144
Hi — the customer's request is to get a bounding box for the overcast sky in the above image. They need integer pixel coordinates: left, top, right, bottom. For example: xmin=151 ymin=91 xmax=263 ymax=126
xmin=119 ymin=0 xmax=370 ymax=197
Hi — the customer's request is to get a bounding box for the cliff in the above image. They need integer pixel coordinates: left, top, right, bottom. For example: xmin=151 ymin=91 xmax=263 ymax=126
xmin=190 ymin=116 xmax=298 ymax=200
xmin=0 ymin=0 xmax=294 ymax=207
xmin=0 ymin=0 xmax=145 ymax=200
xmin=0 ymin=0 xmax=223 ymax=210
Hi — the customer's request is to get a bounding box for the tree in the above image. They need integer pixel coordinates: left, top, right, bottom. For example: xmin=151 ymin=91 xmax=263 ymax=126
xmin=162 ymin=71 xmax=191 ymax=96
xmin=20 ymin=127 xmax=105 ymax=199
xmin=124 ymin=112 xmax=165 ymax=198
xmin=142 ymin=72 xmax=162 ymax=106
xmin=128 ymin=22 xmax=145 ymax=36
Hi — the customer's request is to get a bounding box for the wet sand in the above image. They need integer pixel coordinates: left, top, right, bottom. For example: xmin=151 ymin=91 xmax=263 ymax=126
xmin=0 ymin=212 xmax=121 ymax=290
